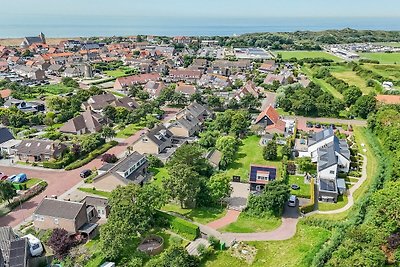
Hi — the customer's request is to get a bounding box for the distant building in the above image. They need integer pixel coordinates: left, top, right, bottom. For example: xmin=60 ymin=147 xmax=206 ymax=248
xmin=20 ymin=32 xmax=46 ymax=48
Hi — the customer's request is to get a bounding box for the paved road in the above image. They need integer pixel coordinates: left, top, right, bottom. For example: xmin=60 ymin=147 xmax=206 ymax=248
xmin=307 ymin=154 xmax=367 ymax=216
xmin=261 ymin=92 xmax=277 ymax=110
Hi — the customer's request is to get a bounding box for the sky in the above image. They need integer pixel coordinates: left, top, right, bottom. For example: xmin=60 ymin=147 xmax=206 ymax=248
xmin=2 ymin=0 xmax=400 ymax=18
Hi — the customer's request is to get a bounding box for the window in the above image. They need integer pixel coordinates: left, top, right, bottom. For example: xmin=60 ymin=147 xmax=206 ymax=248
xmin=54 ymin=218 xmax=59 ymax=225
xmin=330 ymin=170 xmax=335 ymax=174
xmin=34 ymin=215 xmax=44 ymax=221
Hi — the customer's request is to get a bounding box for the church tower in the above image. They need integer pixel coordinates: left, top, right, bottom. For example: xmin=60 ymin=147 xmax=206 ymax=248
xmin=39 ymin=32 xmax=46 ymax=44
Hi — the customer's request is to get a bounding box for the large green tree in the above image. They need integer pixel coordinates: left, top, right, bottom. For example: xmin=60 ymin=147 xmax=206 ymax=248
xmin=207 ymin=173 xmax=232 ymax=206
xmin=263 ymin=141 xmax=278 ymax=161
xmin=0 ymin=181 xmax=16 ymax=204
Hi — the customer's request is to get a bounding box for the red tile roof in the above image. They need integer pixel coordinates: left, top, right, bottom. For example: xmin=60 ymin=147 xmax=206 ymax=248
xmin=0 ymin=89 xmax=12 ymax=99
xmin=376 ymin=95 xmax=400 ymax=105
xmin=255 ymin=105 xmax=280 ymax=124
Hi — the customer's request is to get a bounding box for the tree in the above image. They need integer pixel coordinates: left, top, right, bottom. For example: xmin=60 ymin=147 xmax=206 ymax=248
xmin=100 ymin=184 xmax=166 ymax=260
xmin=352 ymin=95 xmax=377 ymax=119
xmin=297 ymin=157 xmax=314 ymax=173
xmin=61 ymin=77 xmax=79 ymax=88
xmin=168 ymin=144 xmax=211 ymax=176
xmin=216 ymin=136 xmax=238 ymax=169
xmin=207 ymin=173 xmax=232 ymax=206
xmin=263 ymin=141 xmax=278 ymax=161
xmin=101 ymin=153 xmax=118 ymax=163
xmin=147 ymin=154 xmax=164 ymax=168
xmin=240 ymin=94 xmax=261 ymax=110
xmin=164 ymin=164 xmax=200 ymax=208
xmin=281 ymin=144 xmax=291 ymax=158
xmin=48 ymin=228 xmax=76 ymax=259
xmin=0 ymin=181 xmax=16 ymax=204
xmin=247 ymin=181 xmax=290 ymax=216
xmin=230 ymin=110 xmax=251 ymax=137
xmin=343 ymin=86 xmax=362 ymax=107
xmin=101 ymin=126 xmax=116 ymax=141
xmin=103 ymin=106 xmax=117 ymax=121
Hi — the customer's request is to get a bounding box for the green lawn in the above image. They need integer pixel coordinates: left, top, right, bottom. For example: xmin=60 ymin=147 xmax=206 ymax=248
xmin=150 ymin=167 xmax=169 ymax=186
xmin=78 ymin=187 xmax=112 ymax=198
xmin=203 ymin=224 xmax=331 ymax=267
xmin=301 ymin=66 xmax=344 ymax=99
xmin=317 ymin=194 xmax=348 ymax=211
xmin=22 ymin=178 xmax=43 ymax=189
xmin=219 ymin=213 xmax=281 ymax=233
xmin=359 ymin=52 xmax=400 ymax=64
xmin=363 ymin=63 xmax=400 ymax=81
xmin=224 ymin=135 xmax=282 ymax=182
xmin=289 ymin=175 xmax=311 ymax=199
xmin=161 ymin=204 xmax=227 ymax=224
xmin=104 ymin=67 xmax=136 ymax=78
xmin=329 ymin=65 xmax=372 ymax=95
xmin=273 ymin=51 xmax=342 ymax=62
xmin=115 ymin=123 xmax=144 ymax=138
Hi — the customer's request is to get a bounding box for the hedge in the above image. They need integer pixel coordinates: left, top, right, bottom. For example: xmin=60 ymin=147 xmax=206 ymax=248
xmin=300 ymin=178 xmax=315 ymax=214
xmin=156 ymin=211 xmax=199 ymax=241
xmin=65 ymin=141 xmax=118 ymax=170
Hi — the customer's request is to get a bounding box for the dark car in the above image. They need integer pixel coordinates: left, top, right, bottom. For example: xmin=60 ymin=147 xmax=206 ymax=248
xmin=315 ymin=123 xmax=321 ymax=128
xmin=0 ymin=172 xmax=8 ymax=181
xmin=291 ymin=184 xmax=300 ymax=190
xmin=80 ymin=170 xmax=92 ymax=178
xmin=306 ymin=122 xmax=313 ymax=128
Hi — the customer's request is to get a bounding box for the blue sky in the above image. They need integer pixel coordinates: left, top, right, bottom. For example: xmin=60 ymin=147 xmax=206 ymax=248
xmin=3 ymin=0 xmax=400 ymax=18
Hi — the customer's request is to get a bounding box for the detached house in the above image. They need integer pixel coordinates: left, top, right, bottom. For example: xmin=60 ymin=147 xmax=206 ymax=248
xmin=167 ymin=113 xmax=200 ymax=138
xmin=254 ymin=105 xmax=286 ymax=135
xmin=59 ymin=110 xmax=108 ymax=135
xmin=15 ymin=140 xmax=66 ymax=162
xmin=0 ymin=226 xmax=30 ymax=267
xmin=92 ymin=152 xmax=149 ymax=192
xmin=234 ymin=81 xmax=261 ymax=101
xmin=132 ymin=125 xmax=174 ymax=155
xmin=0 ymin=127 xmax=21 ymax=155
xmin=83 ymin=93 xmax=139 ymax=113
xmin=175 ymin=102 xmax=213 ymax=123
xmin=249 ymin=165 xmax=277 ymax=191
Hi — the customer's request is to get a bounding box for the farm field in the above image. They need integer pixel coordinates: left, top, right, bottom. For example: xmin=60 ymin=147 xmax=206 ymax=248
xmin=359 ymin=52 xmax=400 ymax=64
xmin=301 ymin=66 xmax=343 ymax=99
xmin=329 ymin=65 xmax=372 ymax=95
xmin=362 ymin=63 xmax=400 ymax=81
xmin=273 ymin=50 xmax=342 ymax=62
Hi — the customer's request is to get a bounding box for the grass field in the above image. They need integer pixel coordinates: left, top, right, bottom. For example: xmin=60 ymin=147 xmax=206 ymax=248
xmin=289 ymin=175 xmax=311 ymax=199
xmin=203 ymin=224 xmax=331 ymax=267
xmin=78 ymin=187 xmax=112 ymax=198
xmin=317 ymin=195 xmax=348 ymax=211
xmin=149 ymin=167 xmax=169 ymax=186
xmin=161 ymin=204 xmax=227 ymax=224
xmin=363 ymin=63 xmax=400 ymax=81
xmin=219 ymin=213 xmax=281 ymax=233
xmin=374 ymin=42 xmax=400 ymax=48
xmin=274 ymin=51 xmax=342 ymax=62
xmin=115 ymin=123 xmax=144 ymax=138
xmin=359 ymin=52 xmax=400 ymax=64
xmin=224 ymin=135 xmax=282 ymax=182
xmin=301 ymin=66 xmax=344 ymax=99
xmin=22 ymin=178 xmax=43 ymax=189
xmin=104 ymin=67 xmax=136 ymax=78
xmin=329 ymin=65 xmax=372 ymax=95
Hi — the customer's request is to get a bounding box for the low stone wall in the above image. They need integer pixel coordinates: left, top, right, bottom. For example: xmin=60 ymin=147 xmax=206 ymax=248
xmin=138 ymin=235 xmax=164 ymax=256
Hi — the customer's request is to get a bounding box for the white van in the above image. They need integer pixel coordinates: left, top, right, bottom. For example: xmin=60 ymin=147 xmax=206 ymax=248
xmin=288 ymin=195 xmax=297 ymax=207
xmin=23 ymin=234 xmax=44 ymax=257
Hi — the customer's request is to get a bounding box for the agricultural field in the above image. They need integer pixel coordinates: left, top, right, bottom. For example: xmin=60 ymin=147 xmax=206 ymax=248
xmin=359 ymin=52 xmax=400 ymax=64
xmin=301 ymin=66 xmax=343 ymax=99
xmin=273 ymin=50 xmax=342 ymax=62
xmin=329 ymin=65 xmax=372 ymax=94
xmin=363 ymin=63 xmax=400 ymax=81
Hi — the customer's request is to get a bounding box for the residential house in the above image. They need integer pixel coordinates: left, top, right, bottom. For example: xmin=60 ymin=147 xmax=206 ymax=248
xmin=144 ymin=81 xmax=166 ymax=99
xmin=249 ymin=165 xmax=277 ymax=191
xmin=168 ymin=69 xmax=202 ymax=83
xmin=197 ymin=74 xmax=231 ymax=90
xmin=175 ymin=82 xmax=197 ymax=97
xmin=254 ymin=105 xmax=286 ymax=135
xmin=93 ymin=152 xmax=149 ymax=191
xmin=175 ymin=102 xmax=213 ymax=122
xmin=376 ymin=95 xmax=400 ymax=105
xmin=258 ymin=60 xmax=278 ymax=73
xmin=83 ymin=93 xmax=138 ymax=113
xmin=210 ymin=60 xmax=251 ymax=76
xmin=3 ymin=98 xmax=45 ymax=113
xmin=33 ymin=198 xmax=98 ymax=238
xmin=81 ymin=196 xmax=110 ymax=220
xmin=0 ymin=226 xmax=29 ymax=267
xmin=264 ymin=73 xmax=287 ymax=86
xmin=0 ymin=127 xmax=21 ymax=156
xmin=59 ymin=110 xmax=108 ymax=135
xmin=13 ymin=65 xmax=46 ymax=80
xmin=131 ymin=125 xmax=174 ymax=155
xmin=15 ymin=140 xmax=66 ymax=162
xmin=205 ymin=149 xmax=223 ymax=169
xmin=295 ymin=128 xmax=336 ymax=161
xmin=297 ymin=74 xmax=311 ymax=88
xmin=113 ymin=73 xmax=161 ymax=91
xmin=234 ymin=81 xmax=261 ymax=101
xmin=166 ymin=113 xmax=200 ymax=138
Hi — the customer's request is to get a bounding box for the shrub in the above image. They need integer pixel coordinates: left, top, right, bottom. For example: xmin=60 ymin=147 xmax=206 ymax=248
xmin=101 ymin=153 xmax=118 ymax=163
xmin=155 ymin=212 xmax=199 ymax=241
xmin=147 ymin=155 xmax=164 ymax=168
xmin=48 ymin=228 xmax=76 ymax=259
xmin=208 ymin=236 xmax=220 ymax=249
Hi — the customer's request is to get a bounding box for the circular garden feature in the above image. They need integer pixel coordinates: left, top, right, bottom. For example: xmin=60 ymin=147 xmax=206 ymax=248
xmin=138 ymin=235 xmax=164 ymax=256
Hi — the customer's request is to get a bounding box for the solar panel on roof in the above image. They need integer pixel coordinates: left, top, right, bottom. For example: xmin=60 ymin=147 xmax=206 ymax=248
xmin=320 ymin=180 xmax=336 ymax=192
xmin=9 ymin=239 xmax=27 ymax=267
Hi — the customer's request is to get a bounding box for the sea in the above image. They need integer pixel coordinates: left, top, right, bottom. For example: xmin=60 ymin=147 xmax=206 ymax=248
xmin=1 ymin=15 xmax=400 ymax=38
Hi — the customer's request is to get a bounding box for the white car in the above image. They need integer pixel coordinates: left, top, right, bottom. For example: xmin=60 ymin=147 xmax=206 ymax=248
xmin=288 ymin=195 xmax=297 ymax=207
xmin=23 ymin=234 xmax=43 ymax=257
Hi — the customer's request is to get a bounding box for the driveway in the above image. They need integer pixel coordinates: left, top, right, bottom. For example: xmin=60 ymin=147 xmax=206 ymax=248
xmin=291 ymin=116 xmax=366 ymax=132
xmin=226 ymin=182 xmax=250 ymax=211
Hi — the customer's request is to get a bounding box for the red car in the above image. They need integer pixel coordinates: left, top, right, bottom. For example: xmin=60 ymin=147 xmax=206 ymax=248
xmin=0 ymin=172 xmax=8 ymax=181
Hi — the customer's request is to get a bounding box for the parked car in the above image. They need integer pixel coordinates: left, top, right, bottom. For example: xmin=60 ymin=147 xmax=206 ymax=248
xmin=23 ymin=234 xmax=44 ymax=257
xmin=306 ymin=122 xmax=313 ymax=128
xmin=291 ymin=184 xmax=300 ymax=190
xmin=315 ymin=123 xmax=321 ymax=129
xmin=0 ymin=172 xmax=8 ymax=181
xmin=8 ymin=173 xmax=27 ymax=183
xmin=80 ymin=170 xmax=92 ymax=178
xmin=288 ymin=195 xmax=297 ymax=207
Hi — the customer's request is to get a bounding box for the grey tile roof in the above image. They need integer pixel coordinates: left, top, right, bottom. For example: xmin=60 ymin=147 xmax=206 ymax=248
xmin=0 ymin=127 xmax=14 ymax=144
xmin=16 ymin=140 xmax=65 ymax=157
xmin=308 ymin=128 xmax=334 ymax=146
xmin=0 ymin=226 xmax=28 ymax=267
xmin=185 ymin=102 xmax=211 ymax=119
xmin=82 ymin=196 xmax=108 ymax=208
xmin=147 ymin=125 xmax=173 ymax=147
xmin=114 ymin=152 xmax=145 ymax=173
xmin=317 ymin=143 xmax=338 ymax=171
xmin=34 ymin=198 xmax=85 ymax=220
xmin=319 ymin=179 xmax=337 ymax=192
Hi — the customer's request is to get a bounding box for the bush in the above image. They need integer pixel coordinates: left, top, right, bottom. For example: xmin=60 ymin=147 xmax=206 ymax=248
xmin=147 ymin=155 xmax=164 ymax=168
xmin=65 ymin=141 xmax=118 ymax=170
xmin=208 ymin=236 xmax=220 ymax=249
xmin=101 ymin=153 xmax=118 ymax=163
xmin=155 ymin=211 xmax=199 ymax=241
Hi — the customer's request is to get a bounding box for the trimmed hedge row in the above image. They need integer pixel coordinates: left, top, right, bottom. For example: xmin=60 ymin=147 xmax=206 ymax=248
xmin=300 ymin=178 xmax=315 ymax=214
xmin=65 ymin=141 xmax=118 ymax=171
xmin=156 ymin=211 xmax=199 ymax=241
